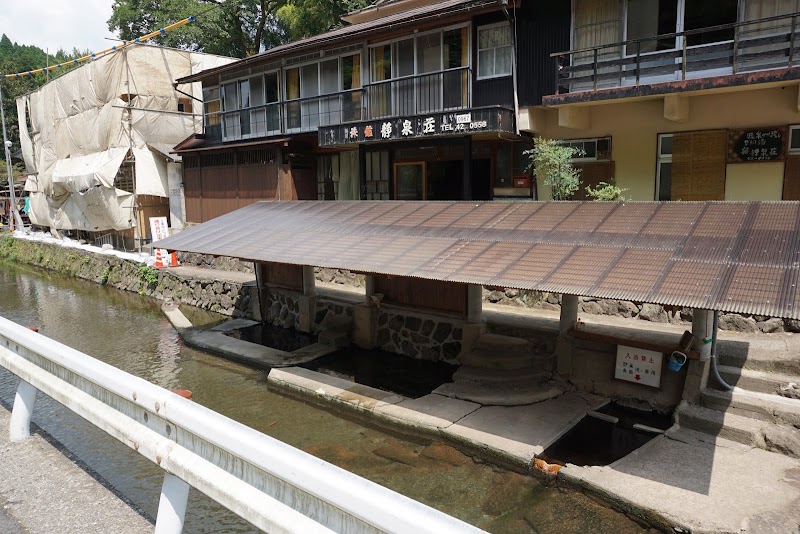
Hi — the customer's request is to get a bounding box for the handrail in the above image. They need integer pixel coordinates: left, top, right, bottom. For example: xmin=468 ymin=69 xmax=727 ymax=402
xmin=0 ymin=316 xmax=485 ymax=534
xmin=550 ymin=11 xmax=800 ymax=57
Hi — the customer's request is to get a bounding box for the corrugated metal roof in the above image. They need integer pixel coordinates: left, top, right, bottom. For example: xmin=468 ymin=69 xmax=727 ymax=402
xmin=153 ymin=201 xmax=800 ymax=319
xmin=176 ymin=0 xmax=499 ymax=84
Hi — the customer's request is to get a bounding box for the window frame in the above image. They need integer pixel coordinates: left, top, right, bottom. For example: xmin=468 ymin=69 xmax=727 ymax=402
xmin=789 ymin=125 xmax=800 ymax=155
xmin=477 ymin=21 xmax=514 ymax=80
xmin=655 ymin=133 xmax=673 ymax=201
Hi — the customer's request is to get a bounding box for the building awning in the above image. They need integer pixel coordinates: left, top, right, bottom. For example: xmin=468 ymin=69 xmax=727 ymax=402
xmin=152 ymin=200 xmax=800 ymax=319
xmin=176 ymin=0 xmax=504 ymax=84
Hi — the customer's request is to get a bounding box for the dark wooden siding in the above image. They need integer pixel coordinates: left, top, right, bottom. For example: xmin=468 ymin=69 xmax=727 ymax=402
xmin=515 ymin=1 xmax=571 ymax=107
xmin=373 ymin=276 xmax=468 ymax=317
xmin=474 ymin=77 xmax=515 ymax=108
xmin=184 ymin=168 xmax=202 ymax=224
xmin=201 ymin=166 xmax=238 ymax=221
xmin=238 ymin=164 xmax=278 ymax=208
xmin=260 ymin=261 xmax=304 ymax=291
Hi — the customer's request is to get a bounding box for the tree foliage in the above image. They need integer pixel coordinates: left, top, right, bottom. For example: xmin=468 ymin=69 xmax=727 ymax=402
xmin=585 ymin=181 xmax=628 ymax=201
xmin=0 ymin=34 xmax=88 ymax=160
xmin=525 ymin=137 xmax=584 ymax=201
xmin=108 ymin=0 xmax=372 ymax=58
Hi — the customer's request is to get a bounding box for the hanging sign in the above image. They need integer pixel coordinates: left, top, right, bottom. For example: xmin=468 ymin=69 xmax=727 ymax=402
xmin=319 ymin=107 xmax=514 ymax=147
xmin=727 ymin=127 xmax=787 ymax=163
xmin=614 ymin=345 xmax=663 ymax=388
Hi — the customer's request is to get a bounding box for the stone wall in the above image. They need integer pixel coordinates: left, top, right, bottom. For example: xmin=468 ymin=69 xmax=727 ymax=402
xmin=0 ymin=236 xmax=251 ymax=317
xmin=483 ymin=287 xmax=799 ymax=334
xmin=315 ymin=268 xmax=365 ymax=288
xmin=262 ymin=287 xmax=301 ymax=329
xmin=177 ymin=252 xmax=254 ymax=274
xmin=375 ymin=310 xmax=463 ymax=364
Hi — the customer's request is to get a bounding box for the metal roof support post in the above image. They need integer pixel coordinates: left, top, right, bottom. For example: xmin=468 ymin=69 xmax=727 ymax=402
xmin=9 ymin=379 xmax=37 ymax=442
xmin=557 ymin=294 xmax=578 ymax=376
xmin=298 ymin=266 xmax=317 ymax=333
xmin=682 ymin=309 xmax=713 ymax=403
xmin=155 ymin=473 xmax=190 ymax=534
xmin=466 ymin=284 xmax=482 ymax=324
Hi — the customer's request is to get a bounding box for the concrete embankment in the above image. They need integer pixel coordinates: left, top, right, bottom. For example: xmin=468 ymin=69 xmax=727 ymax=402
xmin=0 ymin=404 xmax=152 ymax=534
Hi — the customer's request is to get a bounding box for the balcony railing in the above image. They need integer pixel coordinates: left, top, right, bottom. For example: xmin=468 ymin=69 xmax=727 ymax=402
xmin=205 ymin=68 xmax=474 ymax=144
xmin=214 ymin=88 xmax=366 ymax=142
xmin=552 ymin=12 xmax=800 ymax=95
xmin=365 ymin=67 xmax=472 ymax=118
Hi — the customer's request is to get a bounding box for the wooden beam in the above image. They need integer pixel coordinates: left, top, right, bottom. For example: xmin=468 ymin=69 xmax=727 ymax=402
xmin=557 ymin=106 xmax=590 ymax=129
xmin=664 ymin=94 xmax=689 ymax=122
xmin=570 ymin=326 xmax=701 ymax=360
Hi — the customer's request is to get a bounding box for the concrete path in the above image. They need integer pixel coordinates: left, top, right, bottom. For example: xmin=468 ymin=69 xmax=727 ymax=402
xmin=562 ymin=427 xmax=800 ymax=533
xmin=0 ymin=406 xmax=152 ymax=534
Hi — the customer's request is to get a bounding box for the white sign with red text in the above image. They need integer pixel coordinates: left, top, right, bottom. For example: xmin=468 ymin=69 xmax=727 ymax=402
xmin=615 ymin=345 xmax=663 ymax=388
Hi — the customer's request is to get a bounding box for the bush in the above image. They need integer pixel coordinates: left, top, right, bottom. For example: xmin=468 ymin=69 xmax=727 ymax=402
xmin=137 ymin=265 xmax=159 ymax=290
xmin=585 ymin=181 xmax=628 ymax=201
xmin=524 ymin=137 xmax=584 ymax=200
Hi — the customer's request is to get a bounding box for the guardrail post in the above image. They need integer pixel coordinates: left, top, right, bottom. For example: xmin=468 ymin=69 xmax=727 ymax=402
xmin=10 ymin=379 xmax=37 ymax=441
xmin=155 ymin=473 xmax=191 ymax=534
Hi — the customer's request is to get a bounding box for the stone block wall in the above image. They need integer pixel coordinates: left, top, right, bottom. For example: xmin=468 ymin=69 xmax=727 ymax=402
xmin=375 ymin=310 xmax=464 ymax=364
xmin=177 ymin=251 xmax=254 ymax=274
xmin=262 ymin=287 xmax=302 ymax=329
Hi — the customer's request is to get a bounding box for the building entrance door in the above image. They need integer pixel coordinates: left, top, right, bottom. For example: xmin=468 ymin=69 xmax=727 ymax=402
xmin=394 ymin=162 xmax=426 ymax=200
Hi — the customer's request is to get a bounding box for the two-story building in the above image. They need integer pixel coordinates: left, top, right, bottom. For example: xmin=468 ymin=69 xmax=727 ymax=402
xmin=533 ymin=0 xmax=800 ymax=201
xmin=173 ymin=0 xmax=572 ymax=222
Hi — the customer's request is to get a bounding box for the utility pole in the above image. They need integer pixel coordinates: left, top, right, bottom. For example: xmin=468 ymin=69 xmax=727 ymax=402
xmin=0 ymin=80 xmax=25 ymax=232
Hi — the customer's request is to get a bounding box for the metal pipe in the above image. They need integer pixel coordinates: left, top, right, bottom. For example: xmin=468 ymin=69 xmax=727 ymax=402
xmin=709 ymin=310 xmax=733 ymax=391
xmin=0 ymin=81 xmax=25 ymax=232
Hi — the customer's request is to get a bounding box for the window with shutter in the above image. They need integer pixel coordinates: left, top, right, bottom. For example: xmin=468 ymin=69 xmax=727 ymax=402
xmin=670 ymin=130 xmax=727 ymax=201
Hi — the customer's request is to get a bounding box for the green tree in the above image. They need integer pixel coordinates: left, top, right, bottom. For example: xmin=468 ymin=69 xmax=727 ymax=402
xmin=108 ymin=0 xmax=372 ymax=58
xmin=525 ymin=137 xmax=584 ymax=201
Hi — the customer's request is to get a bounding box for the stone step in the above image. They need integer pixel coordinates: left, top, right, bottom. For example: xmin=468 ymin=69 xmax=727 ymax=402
xmin=700 ymin=388 xmax=800 ymax=427
xmin=716 ymin=344 xmax=800 ymax=376
xmin=716 ymin=365 xmax=800 ymax=396
xmin=675 ymin=402 xmax=766 ymax=447
xmin=472 ymin=333 xmax=529 ymax=352
xmin=460 ymin=349 xmax=551 ymax=370
xmin=433 ymin=381 xmax=565 ymax=406
xmin=452 ymin=365 xmax=551 ymax=387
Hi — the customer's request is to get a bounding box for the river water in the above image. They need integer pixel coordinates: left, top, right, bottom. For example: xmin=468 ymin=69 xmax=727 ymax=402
xmin=0 ymin=259 xmax=647 ymax=533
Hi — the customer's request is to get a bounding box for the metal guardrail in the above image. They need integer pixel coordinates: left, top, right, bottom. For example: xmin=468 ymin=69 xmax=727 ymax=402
xmin=0 ymin=316 xmax=485 ymax=534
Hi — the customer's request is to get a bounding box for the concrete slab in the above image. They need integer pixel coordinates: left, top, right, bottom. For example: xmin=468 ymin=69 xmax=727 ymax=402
xmin=161 ymin=304 xmax=193 ymax=330
xmin=268 ymin=367 xmax=405 ymax=412
xmin=182 ymin=330 xmax=336 ymax=369
xmin=561 ymin=427 xmax=800 ymax=533
xmin=445 ymin=392 xmax=602 ymax=464
xmin=0 ymin=406 xmax=152 ymax=534
xmin=165 ymin=265 xmax=255 ymax=285
xmin=210 ymin=318 xmax=259 ymax=332
xmin=375 ymin=394 xmax=481 ymax=431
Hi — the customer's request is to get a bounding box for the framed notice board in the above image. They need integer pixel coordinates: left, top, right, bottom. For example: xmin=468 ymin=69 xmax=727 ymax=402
xmin=727 ymin=126 xmax=787 ymax=163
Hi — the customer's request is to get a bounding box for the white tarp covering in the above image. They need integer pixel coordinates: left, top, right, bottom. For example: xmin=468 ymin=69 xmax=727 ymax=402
xmin=17 ymin=45 xmax=235 ymax=232
xmin=52 ymin=147 xmax=128 ymax=193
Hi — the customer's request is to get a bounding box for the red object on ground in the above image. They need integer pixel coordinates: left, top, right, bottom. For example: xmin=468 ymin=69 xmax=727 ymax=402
xmin=171 ymin=389 xmax=193 ymax=400
xmin=26 ymin=326 xmax=39 ymax=332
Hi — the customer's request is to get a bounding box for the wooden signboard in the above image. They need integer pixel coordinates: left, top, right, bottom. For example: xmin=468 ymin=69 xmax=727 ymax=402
xmin=727 ymin=126 xmax=787 ymax=163
xmin=614 ymin=345 xmax=663 ymax=388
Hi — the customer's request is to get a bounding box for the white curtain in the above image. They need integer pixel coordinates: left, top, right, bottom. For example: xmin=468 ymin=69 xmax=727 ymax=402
xmin=743 ymin=0 xmax=798 ymax=35
xmin=573 ymin=0 xmax=624 ymax=62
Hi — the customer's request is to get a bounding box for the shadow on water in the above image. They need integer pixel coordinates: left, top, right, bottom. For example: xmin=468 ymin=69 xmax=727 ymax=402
xmin=540 ymin=401 xmax=672 ymax=467
xmin=301 ymin=347 xmax=457 ymax=399
xmin=225 ymin=322 xmax=318 ymax=352
xmin=0 ymin=259 xmax=649 ymax=533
